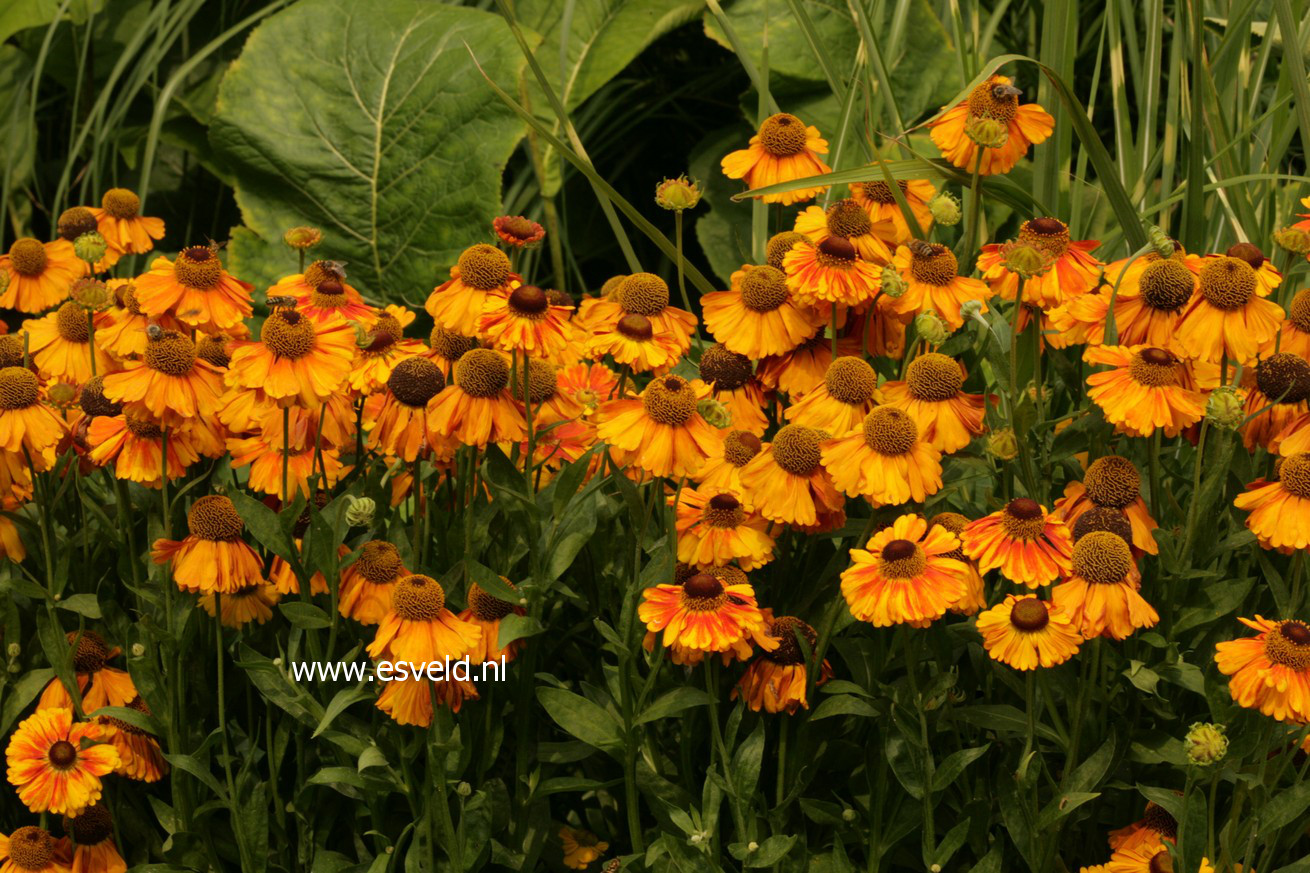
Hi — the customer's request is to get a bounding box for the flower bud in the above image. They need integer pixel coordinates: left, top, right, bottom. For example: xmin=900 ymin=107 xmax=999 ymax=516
xmin=131 ymin=643 xmax=145 ymax=657
xmin=456 ymin=781 xmax=472 ymax=797
xmin=697 ymin=397 xmax=732 ymax=429
xmin=1185 ymin=722 xmax=1228 ymax=765
xmin=841 ymin=808 xmax=857 ymax=823
xmin=1000 ymin=241 xmax=1056 ymax=279
xmin=914 ymin=310 xmax=950 ymax=345
xmin=6 ymin=642 xmax=19 ymax=658
xmin=929 ymin=193 xmax=962 ymax=227
xmin=987 ymin=428 xmax=1019 ymax=461
xmin=71 ymin=278 xmax=113 ymax=311
xmin=879 ymin=265 xmax=908 ymax=299
xmin=1275 ymin=226 xmax=1310 ymax=256
xmin=1206 ymin=386 xmax=1244 ymax=430
xmin=655 ymin=175 xmax=702 ymax=212
xmin=48 ymin=382 xmax=77 ymax=408
xmin=1147 ymin=225 xmax=1176 ymax=259
xmin=604 ymin=861 xmax=622 ymax=873
xmin=73 ymin=231 xmax=107 ymax=264
xmin=959 ymin=298 xmax=986 ymax=323
xmin=965 ymin=117 xmax=1009 ymax=149
xmin=345 ymin=496 xmax=377 ymax=527
xmin=283 ymin=226 xmax=323 ymax=250
xmin=747 ymin=842 xmax=759 ymax=853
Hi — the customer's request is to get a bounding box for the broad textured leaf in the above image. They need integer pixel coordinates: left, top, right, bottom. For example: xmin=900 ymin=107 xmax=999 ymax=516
xmin=211 ymin=0 xmax=533 ymax=300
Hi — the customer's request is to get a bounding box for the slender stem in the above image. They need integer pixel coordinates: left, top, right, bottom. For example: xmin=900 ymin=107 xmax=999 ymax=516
xmin=214 ymin=598 xmax=247 ymax=869
xmin=674 ymin=210 xmax=693 ymax=317
xmin=281 ymin=405 xmax=291 ymax=504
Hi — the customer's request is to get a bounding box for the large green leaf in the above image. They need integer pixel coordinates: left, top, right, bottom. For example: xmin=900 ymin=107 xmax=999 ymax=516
xmin=210 ymin=0 xmax=533 ymax=301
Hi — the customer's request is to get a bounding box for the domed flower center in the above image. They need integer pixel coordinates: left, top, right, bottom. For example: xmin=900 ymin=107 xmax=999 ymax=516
xmin=310 ymin=281 xmax=349 ymax=311
xmin=1129 ymin=348 xmax=1179 ymax=387
xmin=392 ymin=574 xmax=447 ymax=620
xmin=770 ymin=424 xmax=824 ymax=475
xmin=758 ymin=113 xmax=808 ymax=156
xmin=1083 ymin=456 xmax=1141 ymax=508
xmin=909 ymin=241 xmax=959 ymax=286
xmin=47 ymin=739 xmax=78 ymax=769
xmin=1256 ymin=353 xmax=1310 ymax=403
xmin=0 ymin=335 xmax=24 ymax=369
xmin=388 ymin=356 xmax=445 ymax=407
xmin=880 ymin=538 xmax=926 ymax=578
xmin=509 ymin=285 xmax=549 ymax=317
xmin=430 ymin=326 xmax=475 ymax=361
xmin=301 ymin=260 xmax=344 ymax=289
xmin=57 ymin=206 xmax=98 ymax=241
xmin=545 ymin=288 xmax=573 ymax=309
xmin=362 ymin=314 xmax=403 ymax=352
xmin=966 ymin=78 xmax=1019 ymax=121
xmin=765 ymin=615 xmax=816 ymax=665
xmin=766 ymin=231 xmax=807 ymax=269
xmin=1147 ymin=849 xmax=1174 ymax=873
xmin=454 ymin=349 xmax=509 ymax=398
xmin=700 ymin=344 xmax=753 ymax=391
xmin=816 ymin=236 xmax=857 ymax=266
xmin=862 ymin=406 xmax=917 ymax=455
xmin=616 ymin=313 xmax=654 ymax=341
xmin=188 ymin=495 xmax=244 ymax=541
xmin=1000 ymin=498 xmax=1047 ymax=540
xmin=8 ymin=238 xmax=48 ymax=276
xmin=1017 ymin=217 xmax=1071 ymax=257
xmin=723 ymin=429 xmax=762 ymax=467
xmin=173 ymin=246 xmax=223 ymax=289
xmin=681 ymin=573 xmax=727 ymax=609
xmin=905 ymin=353 xmax=963 ymax=401
xmin=1225 ymin=241 xmax=1265 ymax=269
xmin=1070 ymin=531 xmax=1134 ymax=584
xmin=642 ymin=375 xmax=697 ymax=426
xmin=457 ymin=244 xmax=511 ymax=291
xmin=1265 ymin=620 xmax=1310 ymax=669
xmin=469 ymin=580 xmax=516 ymax=621
xmin=70 ymin=802 xmax=115 ymax=845
xmin=144 ymin=331 xmax=198 ymax=376
xmin=1071 ymin=506 xmax=1133 ymax=545
xmin=1009 ymin=597 xmax=1050 ymax=632
xmin=6 ymin=826 xmax=55 ymax=870
xmin=102 ymin=187 xmax=141 ymax=219
xmin=618 ymin=272 xmax=670 ymax=316
xmin=355 ymin=540 xmax=403 ymax=583
xmin=261 ymin=310 xmax=316 ymax=359
xmin=703 ymin=493 xmax=744 ymax=528
xmin=79 ymin=376 xmax=122 ymax=418
xmin=824 ymin=356 xmax=877 ymax=405
xmin=502 ymin=216 xmax=539 ymax=240
xmin=1278 ymin=453 xmax=1310 ymax=498
xmin=124 ymin=412 xmax=163 ymax=439
xmin=855 ymin=180 xmax=907 ymax=204
xmin=1289 ymin=289 xmax=1310 ymax=333
xmin=511 ymin=358 xmax=558 ymax=405
xmin=55 ymin=302 xmax=90 ymax=342
xmin=1138 ymin=258 xmax=1195 ymax=312
xmin=739 ymin=266 xmax=790 ymax=312
xmin=1141 ymin=804 xmax=1179 ymax=840
xmin=70 ymin=630 xmax=109 ymax=673
xmin=826 ymin=199 xmax=873 ymax=238
xmin=196 ymin=334 xmax=230 ymax=368
xmin=1198 ymin=256 xmax=1257 ymax=311
xmin=0 ymin=367 xmax=40 ymax=410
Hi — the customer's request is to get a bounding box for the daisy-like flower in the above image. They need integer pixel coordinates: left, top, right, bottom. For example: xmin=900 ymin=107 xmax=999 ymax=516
xmin=850 ymin=178 xmax=938 ymax=244
xmin=22 ymin=303 xmax=115 ymax=385
xmin=672 ymin=487 xmax=776 ymax=570
xmin=756 ymin=333 xmax=860 ymax=397
xmin=638 ymin=570 xmax=768 ymax=653
xmin=586 ymin=313 xmax=682 ymax=374
xmin=720 ymin=112 xmax=831 ymax=205
xmin=887 ymin=241 xmax=992 ymax=329
xmin=227 ymin=307 xmax=356 ymax=409
xmin=199 ymin=584 xmax=281 ymax=628
xmin=1108 ymin=802 xmax=1177 ymax=851
xmin=785 ymin=355 xmax=881 ymax=433
xmin=976 ymin=594 xmax=1083 ymax=669
xmin=1218 ymin=241 xmax=1280 ymax=296
xmin=1233 ymin=453 xmax=1310 ymax=549
xmin=92 ymin=280 xmax=181 ymax=361
xmin=338 ymin=540 xmax=409 ymax=626
xmin=134 ymin=246 xmax=253 ymax=334
xmin=347 ymin=309 xmax=428 ymax=395
xmin=272 ymin=260 xmax=377 ymax=325
xmin=733 ymin=615 xmax=832 ymax=714
xmin=821 ymin=406 xmax=943 ymax=505
xmin=698 ymin=345 xmax=769 ymax=435
xmin=696 ymin=428 xmax=762 ymax=492
xmin=428 ymin=348 xmax=527 ymax=448
xmin=426 ymin=324 xmax=477 ymax=377
xmin=1243 ymin=353 xmax=1310 ymax=452
xmin=226 ymin=434 xmax=347 ymax=500
xmin=376 ymin=676 xmax=479 ymax=726
xmin=151 ymin=495 xmax=264 ymax=594
xmin=962 ymin=498 xmax=1073 ymax=587
xmin=459 ymin=579 xmax=527 ymax=665
xmin=426 ymin=244 xmax=520 ymax=336
xmin=86 ymin=411 xmax=200 ymax=487
xmin=363 ymin=357 xmax=447 ymax=462
xmin=102 ymin=329 xmax=224 ymax=426
xmin=513 ymin=358 xmax=584 ymax=426
xmin=595 ymin=374 xmax=720 ymax=479
xmin=739 ymin=424 xmax=846 ymax=530
xmin=87 ymin=188 xmax=164 ymax=265
xmin=493 ymin=215 xmax=545 ymax=248
xmin=929 ymin=74 xmax=1055 ymax=175
xmin=1051 ymin=531 xmax=1158 ymax=640
xmin=1268 ymin=287 xmax=1310 ymax=358
xmin=929 ymin=512 xmax=986 ymax=615
xmin=841 ymin=514 xmax=968 ymax=627
xmin=880 ymin=353 xmax=989 ymax=453
xmin=559 ymin=826 xmax=608 ymax=870
xmin=584 ymin=273 xmax=697 ymax=355
xmin=1084 ymin=346 xmax=1206 ymax=438
xmin=0 ymin=367 xmax=68 ymax=467
xmin=794 ymin=198 xmax=895 ymax=264
xmin=1215 ymin=616 xmax=1310 ymax=722
xmin=782 ymin=237 xmax=881 ymax=308
xmin=0 ymin=237 xmax=87 ymax=313
xmin=478 ymin=284 xmax=574 ymax=361
xmin=702 ymin=264 xmax=824 ymax=359
xmin=367 ymin=574 xmax=482 ymax=664
xmin=61 ymin=802 xmax=129 ymax=872
xmin=0 ymin=826 xmax=65 ymax=873
xmin=1176 ymin=255 xmax=1284 ymax=365
xmin=1053 ymin=456 xmax=1160 ymax=556
xmin=36 ymin=632 xmax=137 ymax=715
xmin=5 ymin=708 xmax=119 ymax=817
xmin=1048 ymin=252 xmax=1199 ymax=350
xmin=976 ymin=217 xmax=1102 ymax=310
xmin=1104 ymin=843 xmax=1174 ymax=873
xmin=556 ymin=362 xmax=618 ymax=413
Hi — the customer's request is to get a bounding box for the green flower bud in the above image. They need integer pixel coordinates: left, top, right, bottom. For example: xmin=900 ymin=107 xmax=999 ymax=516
xmin=70 ymin=277 xmax=113 ymax=311
xmin=960 ymin=298 xmax=986 ymax=323
xmin=965 ymin=117 xmax=1009 ymax=149
xmin=879 ymin=265 xmax=908 ymax=299
xmin=655 ymin=175 xmax=702 ymax=212
xmin=73 ymin=231 xmax=107 ymax=264
xmin=1147 ymin=225 xmax=1176 ymax=259
xmin=1185 ymin=722 xmax=1228 ymax=765
xmin=914 ymin=310 xmax=950 ymax=345
xmin=1000 ymin=241 xmax=1056 ymax=280
xmin=345 ymin=495 xmax=377 ymax=527
xmin=1206 ymin=386 xmax=1244 ymax=430
xmin=987 ymin=428 xmax=1019 ymax=461
xmin=283 ymin=226 xmax=323 ymax=250
xmin=929 ymin=192 xmax=962 ymax=227
xmin=696 ymin=397 xmax=732 ymax=429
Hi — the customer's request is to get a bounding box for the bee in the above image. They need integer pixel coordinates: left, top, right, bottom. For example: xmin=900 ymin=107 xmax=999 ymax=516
xmin=321 ymin=260 xmax=348 ymax=279
xmin=266 ymin=295 xmax=297 ymax=309
xmin=145 ymin=323 xmax=164 ymax=341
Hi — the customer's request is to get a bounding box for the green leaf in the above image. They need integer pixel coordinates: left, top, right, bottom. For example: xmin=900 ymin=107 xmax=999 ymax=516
xmin=931 ymin=744 xmax=990 ymax=792
xmin=94 ymin=704 xmax=163 ymax=737
xmin=279 ymin=601 xmax=332 ymax=630
xmin=497 ymin=613 xmax=545 ymax=650
xmin=810 ymin=694 xmax=880 ymax=721
xmin=0 ymin=668 xmax=53 ymax=736
xmin=210 ymin=0 xmax=533 ymax=300
xmin=731 ymin=723 xmax=766 ymax=802
xmin=56 ymin=593 xmax=101 ymax=619
xmin=466 ymin=560 xmax=521 ymax=604
xmin=1263 ymin=780 xmax=1310 ymax=831
xmin=634 ymin=687 xmax=714 ymax=725
xmin=536 ymin=686 xmax=622 ymax=752
xmin=228 ymin=491 xmax=294 ymax=561
xmin=313 ymin=687 xmax=372 ymax=738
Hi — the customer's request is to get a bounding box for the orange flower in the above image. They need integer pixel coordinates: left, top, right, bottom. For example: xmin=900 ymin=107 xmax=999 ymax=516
xmin=695 ymin=428 xmax=763 ymax=493
xmin=367 ymin=574 xmax=482 ymax=663
xmin=639 ymin=571 xmax=768 ymax=652
xmin=586 ymin=313 xmax=683 ymax=374
xmin=0 ymin=368 xmax=69 ymax=467
xmin=976 ymin=595 xmax=1083 ymax=670
xmin=976 ymin=218 xmax=1102 ymax=310
xmin=22 ymin=303 xmax=115 ymax=385
xmin=840 ymin=513 xmax=968 ymax=627
xmin=887 ymin=241 xmax=993 ymax=330
xmin=782 ymin=237 xmax=881 ymax=308
xmin=1108 ymin=802 xmax=1176 ymax=851
xmin=962 ymin=498 xmax=1073 ymax=586
xmin=672 ymin=487 xmax=776 ymax=570
xmin=879 ymin=353 xmax=989 ymax=454
xmin=276 ymin=260 xmax=377 ymax=325
xmin=793 ymin=198 xmax=895 ymax=264
xmin=702 ymin=264 xmax=824 ymax=359
xmin=1176 ymin=256 xmax=1284 ymax=365
xmin=88 ymin=188 xmax=164 ymax=264
xmin=150 ymin=495 xmax=264 ymax=594
xmin=338 ymin=541 xmax=409 ymax=626
xmin=739 ymin=424 xmax=846 ymax=530
xmin=720 ymin=113 xmax=831 ymax=205
xmin=363 ymin=357 xmax=449 ymax=462
xmin=0 ymin=826 xmax=65 ymax=873
xmin=1215 ymin=616 xmax=1310 ymax=722
xmin=102 ymin=329 xmax=224 ymax=426
xmin=86 ymin=412 xmax=201 ymax=487
xmin=821 ymin=406 xmax=943 ymax=505
xmin=1243 ymin=354 xmax=1310 ymax=452
xmin=733 ymin=616 xmax=831 ymax=714
xmin=580 ymin=273 xmax=697 ymax=357
xmin=1267 ymin=288 xmax=1310 ymax=358
xmin=347 ymin=308 xmax=428 ymax=395
xmin=92 ymin=280 xmax=182 ymax=361
xmin=226 ymin=307 xmax=356 ymax=408
xmin=493 ymin=215 xmax=545 ymax=248
xmin=426 ymin=244 xmax=521 ymax=336
xmin=849 ymin=178 xmax=938 ymax=244
xmin=60 ymin=802 xmax=129 ymax=872
xmin=1051 ymin=531 xmax=1157 ymax=640
xmin=555 ymin=362 xmax=618 ymax=413
xmin=428 ymin=349 xmax=527 ymax=448
xmin=376 ymin=676 xmax=478 ymax=726
xmin=1233 ymin=453 xmax=1310 ymax=550
xmin=756 ymin=334 xmax=859 ymax=397
xmin=1084 ymin=345 xmax=1207 ymax=438
xmin=36 ymin=632 xmax=137 ymax=716
xmin=595 ymin=374 xmax=721 ymax=479
xmin=0 ymin=237 xmax=87 ymax=313
xmin=1052 ymin=457 xmax=1159 ymax=556
xmin=1048 ymin=251 xmax=1201 ymax=350
xmin=134 ymin=246 xmax=253 ymax=334
xmin=459 ymin=579 xmax=528 ymax=664
xmin=226 ymin=433 xmax=346 ymax=499
xmin=930 ymin=75 xmax=1054 ymax=175
xmin=785 ymin=355 xmax=881 ymax=433
xmin=199 ymin=584 xmax=281 ymax=628
xmin=478 ymin=284 xmax=574 ymax=361
xmin=5 ymin=708 xmax=118 ymax=817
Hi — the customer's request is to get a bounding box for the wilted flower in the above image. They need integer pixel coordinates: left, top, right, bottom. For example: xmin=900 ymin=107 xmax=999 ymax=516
xmin=345 ymin=496 xmax=377 ymax=527
xmin=655 ymin=175 xmax=702 ymax=211
xmin=74 ymin=231 xmax=108 ymax=264
xmin=880 ymin=265 xmax=908 ymax=299
xmin=987 ymin=428 xmax=1019 ymax=461
xmin=929 ymin=192 xmax=962 ymax=227
xmin=915 ymin=310 xmax=950 ymax=345
xmin=1185 ymin=722 xmax=1228 ymax=765
xmin=1206 ymin=386 xmax=1245 ymax=430
xmin=283 ymin=226 xmax=323 ymax=250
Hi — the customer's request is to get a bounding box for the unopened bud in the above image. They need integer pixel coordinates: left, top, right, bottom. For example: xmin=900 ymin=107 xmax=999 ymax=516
xmin=1000 ymin=241 xmax=1056 ymax=279
xmin=71 ymin=277 xmax=113 ymax=311
xmin=1206 ymin=386 xmax=1244 ymax=430
xmin=283 ymin=226 xmax=323 ymax=250
xmin=131 ymin=643 xmax=145 ymax=657
xmin=928 ymin=193 xmax=961 ymax=227
xmin=47 ymin=382 xmax=77 ymax=407
xmin=965 ymin=117 xmax=1009 ymax=149
xmin=747 ymin=842 xmax=759 ymax=853
xmin=879 ymin=266 xmax=908 ymax=299
xmin=6 ymin=643 xmax=19 ymax=658
xmin=987 ymin=428 xmax=1019 ymax=461
xmin=456 ymin=781 xmax=472 ymax=797
xmin=914 ymin=310 xmax=950 ymax=345
xmin=959 ymin=299 xmax=986 ymax=323
xmin=1275 ymin=226 xmax=1310 ymax=256
xmin=841 ymin=808 xmax=857 ymax=823
xmin=345 ymin=496 xmax=376 ymax=527
xmin=1147 ymin=225 xmax=1176 ymax=259
xmin=73 ymin=231 xmax=107 ymax=264
xmin=1185 ymin=722 xmax=1228 ymax=765
xmin=655 ymin=175 xmax=702 ymax=212
xmin=697 ymin=397 xmax=732 ymax=429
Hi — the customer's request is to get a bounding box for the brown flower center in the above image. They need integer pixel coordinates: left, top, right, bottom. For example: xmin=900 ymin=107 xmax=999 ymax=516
xmin=816 ymin=236 xmax=857 ymax=266
xmin=69 ymin=630 xmax=109 ymax=673
xmin=454 ymin=349 xmax=509 ymax=398
xmin=1278 ymin=453 xmax=1310 ymax=498
xmin=102 ymin=187 xmax=141 ymax=219
xmin=1147 ymin=849 xmax=1174 ymax=873
xmin=616 ymin=313 xmax=654 ymax=341
xmin=1137 ymin=258 xmax=1195 ymax=312
xmin=57 ymin=207 xmax=98 ymax=241
xmin=8 ymin=238 xmax=48 ymax=276
xmin=260 ymin=310 xmax=315 ymax=359
xmin=188 ymin=495 xmax=244 ymax=541
xmin=999 ymin=498 xmax=1046 ymax=540
xmin=1083 ymin=456 xmax=1141 ymax=508
xmin=723 ymin=430 xmax=762 ymax=467
xmin=511 ymin=358 xmax=558 ymax=405
xmin=700 ymin=344 xmax=753 ymax=391
xmin=966 ymin=79 xmax=1019 ymax=122
xmin=905 ymin=353 xmax=963 ymax=401
xmin=880 ymin=538 xmax=927 ymax=578
xmin=909 ymin=242 xmax=958 ymax=286
xmin=681 ymin=573 xmax=727 ymax=610
xmin=1128 ymin=348 xmax=1179 ymax=387
xmin=6 ymin=826 xmax=55 ymax=870
xmin=0 ymin=335 xmax=24 ymax=369
xmin=1256 ymin=353 xmax=1310 ymax=403
xmin=1141 ymin=804 xmax=1179 ymax=840
xmin=1071 ymin=506 xmax=1133 ymax=545
xmin=766 ymin=232 xmax=807 ymax=270
xmin=55 ymin=302 xmax=90 ymax=342
xmin=703 ymin=492 xmax=744 ymax=528
xmin=1265 ymin=621 xmax=1310 ymax=670
xmin=355 ymin=541 xmax=403 ymax=583
xmin=1009 ymin=597 xmax=1050 ymax=632
xmin=69 ymin=802 xmax=115 ymax=844
xmin=124 ymin=412 xmax=163 ymax=439
xmin=1017 ymin=217 xmax=1071 ymax=258
xmin=468 ymin=581 xmax=516 ymax=622
xmin=429 ymin=326 xmax=475 ymax=362
xmin=388 ymin=356 xmax=445 ymax=407
xmin=758 ymin=113 xmax=809 ymax=156
xmin=824 ymin=356 xmax=877 ymax=405
xmin=826 ymin=199 xmax=873 ymax=238
xmin=1070 ymin=530 xmax=1133 ymax=584
xmin=79 ymin=375 xmax=122 ymax=418
xmin=0 ymin=367 xmax=40 ymax=410
xmin=862 ymin=406 xmax=917 ymax=454
xmin=392 ymin=574 xmax=446 ymax=620
xmin=854 ymin=180 xmax=908 ymax=204
xmin=739 ymin=265 xmax=790 ymax=312
xmin=1225 ymin=242 xmax=1265 ymax=269
xmin=642 ymin=374 xmax=697 ymax=426
xmin=173 ymin=246 xmax=223 ymax=289
xmin=765 ymin=615 xmax=816 ymax=665
xmin=1289 ymin=289 xmax=1310 ymax=333
xmin=618 ymin=273 xmax=670 ymax=316
xmin=145 ymin=331 xmax=198 ymax=376
xmin=1198 ymin=257 xmax=1257 ymax=311
xmin=770 ymin=424 xmax=824 ymax=475
xmin=509 ymin=285 xmax=549 ymax=317
xmin=47 ymin=739 xmax=78 ymax=769
xmin=457 ymin=244 xmax=511 ymax=291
